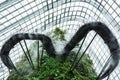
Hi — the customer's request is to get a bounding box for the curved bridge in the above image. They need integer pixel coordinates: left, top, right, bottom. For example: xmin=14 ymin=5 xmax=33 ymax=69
xmin=0 ymin=22 xmax=119 ymax=79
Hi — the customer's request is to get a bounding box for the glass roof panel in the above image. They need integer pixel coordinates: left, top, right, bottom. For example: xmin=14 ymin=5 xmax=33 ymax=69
xmin=0 ymin=0 xmax=120 ymax=79
xmin=0 ymin=0 xmax=6 ymax=4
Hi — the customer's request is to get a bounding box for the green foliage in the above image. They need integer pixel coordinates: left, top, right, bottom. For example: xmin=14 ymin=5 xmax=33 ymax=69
xmin=8 ymin=52 xmax=98 ymax=80
xmin=53 ymin=27 xmax=66 ymax=41
xmin=8 ymin=28 xmax=98 ymax=80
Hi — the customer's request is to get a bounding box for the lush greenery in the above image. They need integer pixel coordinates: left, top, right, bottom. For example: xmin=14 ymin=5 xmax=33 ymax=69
xmin=8 ymin=52 xmax=97 ymax=80
xmin=7 ymin=27 xmax=98 ymax=80
xmin=53 ymin=27 xmax=66 ymax=41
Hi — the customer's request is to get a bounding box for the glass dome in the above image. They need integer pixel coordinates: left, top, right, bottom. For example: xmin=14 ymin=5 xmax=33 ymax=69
xmin=0 ymin=0 xmax=120 ymax=80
